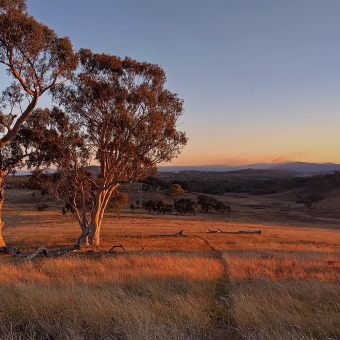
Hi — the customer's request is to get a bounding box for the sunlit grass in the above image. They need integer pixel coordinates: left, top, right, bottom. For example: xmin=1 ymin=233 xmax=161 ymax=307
xmin=1 ymin=189 xmax=340 ymax=339
xmin=0 ymin=255 xmax=226 ymax=340
xmin=226 ymin=252 xmax=340 ymax=339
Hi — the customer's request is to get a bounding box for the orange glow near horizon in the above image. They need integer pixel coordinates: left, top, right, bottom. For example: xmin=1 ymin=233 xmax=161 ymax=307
xmin=162 ymin=149 xmax=340 ymax=167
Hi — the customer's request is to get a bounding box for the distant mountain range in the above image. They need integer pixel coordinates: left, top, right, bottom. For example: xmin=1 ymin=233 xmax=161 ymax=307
xmin=14 ymin=161 xmax=340 ymax=176
xmin=158 ymin=162 xmax=340 ymax=173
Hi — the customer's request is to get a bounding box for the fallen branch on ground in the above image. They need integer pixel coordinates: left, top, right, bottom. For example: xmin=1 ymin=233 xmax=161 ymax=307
xmin=205 ymin=228 xmax=261 ymax=235
xmin=108 ymin=245 xmax=144 ymax=254
xmin=150 ymin=230 xmax=186 ymax=238
xmin=108 ymin=245 xmax=126 ymax=253
xmin=0 ymin=244 xmax=80 ymax=260
xmin=117 ymin=233 xmax=144 ymax=238
xmin=205 ymin=228 xmax=221 ymax=233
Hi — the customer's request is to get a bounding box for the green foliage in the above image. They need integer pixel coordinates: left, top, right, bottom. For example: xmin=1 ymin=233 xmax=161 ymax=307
xmin=36 ymin=202 xmax=48 ymax=211
xmin=163 ymin=171 xmax=340 ymax=198
xmin=174 ymin=198 xmax=195 ymax=215
xmin=197 ymin=195 xmax=215 ymax=213
xmin=197 ymin=195 xmax=230 ymax=214
xmin=213 ymin=200 xmax=229 ymax=214
xmin=165 ymin=184 xmax=185 ymax=201
xmin=143 ymin=199 xmax=173 ymax=214
xmin=139 ymin=177 xmax=170 ymax=191
xmin=0 ymin=1 xmax=78 ymax=148
xmin=107 ymin=191 xmax=128 ymax=214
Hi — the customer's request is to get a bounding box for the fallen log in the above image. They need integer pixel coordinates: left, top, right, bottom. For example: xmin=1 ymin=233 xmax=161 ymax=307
xmin=0 ymin=244 xmax=80 ymax=260
xmin=223 ymin=230 xmax=261 ymax=235
xmin=117 ymin=233 xmax=144 ymax=238
xmin=205 ymin=228 xmax=261 ymax=235
xmin=204 ymin=228 xmax=221 ymax=233
xmin=150 ymin=230 xmax=186 ymax=238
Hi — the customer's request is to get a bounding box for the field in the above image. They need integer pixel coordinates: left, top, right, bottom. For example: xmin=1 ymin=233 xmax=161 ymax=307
xmin=0 ymin=188 xmax=339 ymax=339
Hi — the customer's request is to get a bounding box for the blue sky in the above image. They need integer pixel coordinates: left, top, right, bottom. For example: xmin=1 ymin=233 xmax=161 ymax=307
xmin=3 ymin=0 xmax=340 ymax=166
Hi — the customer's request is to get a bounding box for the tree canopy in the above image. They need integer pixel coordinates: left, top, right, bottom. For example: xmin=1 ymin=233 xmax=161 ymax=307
xmin=0 ymin=0 xmax=78 ymax=147
xmin=27 ymin=50 xmax=187 ymax=245
xmin=165 ymin=184 xmax=185 ymax=202
xmin=0 ymin=0 xmax=78 ymax=246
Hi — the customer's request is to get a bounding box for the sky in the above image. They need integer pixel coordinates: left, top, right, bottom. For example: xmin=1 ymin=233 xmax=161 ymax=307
xmin=2 ymin=0 xmax=340 ymax=166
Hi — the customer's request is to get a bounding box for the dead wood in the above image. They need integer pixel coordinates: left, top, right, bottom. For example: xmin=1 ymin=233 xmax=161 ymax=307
xmin=108 ymin=245 xmax=144 ymax=254
xmin=0 ymin=246 xmax=22 ymax=256
xmin=204 ymin=228 xmax=221 ymax=233
xmin=0 ymin=244 xmax=80 ymax=260
xmin=150 ymin=229 xmax=186 ymax=238
xmin=108 ymin=245 xmax=126 ymax=253
xmin=205 ymin=228 xmax=261 ymax=235
xmin=118 ymin=233 xmax=144 ymax=238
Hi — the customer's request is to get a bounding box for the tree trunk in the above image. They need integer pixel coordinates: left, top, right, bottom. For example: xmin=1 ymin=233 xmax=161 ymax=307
xmin=88 ymin=221 xmax=101 ymax=246
xmin=0 ymin=176 xmax=5 ymax=247
xmin=0 ymin=213 xmax=5 ymax=247
xmin=78 ymin=222 xmax=89 ymax=246
xmin=77 ymin=187 xmax=90 ymax=246
xmin=87 ymin=186 xmax=118 ymax=246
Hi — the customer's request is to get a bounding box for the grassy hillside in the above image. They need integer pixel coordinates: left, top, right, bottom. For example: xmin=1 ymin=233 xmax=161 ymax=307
xmin=0 ymin=189 xmax=339 ymax=339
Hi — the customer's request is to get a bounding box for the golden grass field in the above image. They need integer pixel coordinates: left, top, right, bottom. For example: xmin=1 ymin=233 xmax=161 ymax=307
xmin=0 ymin=188 xmax=339 ymax=339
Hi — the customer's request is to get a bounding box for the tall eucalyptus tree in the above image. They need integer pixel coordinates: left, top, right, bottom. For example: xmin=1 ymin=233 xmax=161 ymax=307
xmin=0 ymin=0 xmax=78 ymax=246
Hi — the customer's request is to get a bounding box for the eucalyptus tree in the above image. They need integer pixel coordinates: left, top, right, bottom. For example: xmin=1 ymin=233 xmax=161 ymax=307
xmin=48 ymin=49 xmax=188 ymax=245
xmin=0 ymin=0 xmax=78 ymax=246
xmin=165 ymin=184 xmax=185 ymax=202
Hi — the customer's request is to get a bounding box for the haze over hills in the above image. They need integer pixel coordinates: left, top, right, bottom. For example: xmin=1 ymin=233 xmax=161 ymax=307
xmin=14 ymin=161 xmax=340 ymax=176
xmin=158 ymin=162 xmax=340 ymax=173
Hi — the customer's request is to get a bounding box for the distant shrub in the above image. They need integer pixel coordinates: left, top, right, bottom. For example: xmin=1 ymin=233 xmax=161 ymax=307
xmin=36 ymin=203 xmax=49 ymax=211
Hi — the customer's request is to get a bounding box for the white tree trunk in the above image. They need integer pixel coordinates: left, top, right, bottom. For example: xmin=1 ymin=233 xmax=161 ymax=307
xmin=87 ymin=186 xmax=117 ymax=246
xmin=0 ymin=217 xmax=5 ymax=247
xmin=88 ymin=221 xmax=101 ymax=246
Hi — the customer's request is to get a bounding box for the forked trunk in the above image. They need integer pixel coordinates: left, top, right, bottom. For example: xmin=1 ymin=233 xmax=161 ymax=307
xmin=87 ymin=186 xmax=117 ymax=246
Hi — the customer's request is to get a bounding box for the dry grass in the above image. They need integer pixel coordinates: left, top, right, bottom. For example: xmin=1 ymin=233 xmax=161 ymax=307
xmin=1 ymin=189 xmax=340 ymax=339
xmin=0 ymin=255 xmax=227 ymax=340
xmin=226 ymin=251 xmax=340 ymax=282
xmin=226 ymin=252 xmax=340 ymax=339
xmin=230 ymin=279 xmax=340 ymax=340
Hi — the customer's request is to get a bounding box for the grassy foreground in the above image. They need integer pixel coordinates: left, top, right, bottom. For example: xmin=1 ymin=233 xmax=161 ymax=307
xmin=0 ymin=190 xmax=339 ymax=339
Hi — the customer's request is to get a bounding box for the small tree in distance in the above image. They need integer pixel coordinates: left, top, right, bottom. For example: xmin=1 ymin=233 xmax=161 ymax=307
xmin=106 ymin=191 xmax=128 ymax=215
xmin=165 ymin=184 xmax=185 ymax=202
xmin=197 ymin=195 xmax=230 ymax=214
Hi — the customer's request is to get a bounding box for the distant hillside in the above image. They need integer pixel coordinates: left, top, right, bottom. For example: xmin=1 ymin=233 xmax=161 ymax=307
xmin=271 ymin=162 xmax=340 ymax=173
xmin=14 ymin=161 xmax=340 ymax=177
xmin=159 ymin=162 xmax=340 ymax=173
